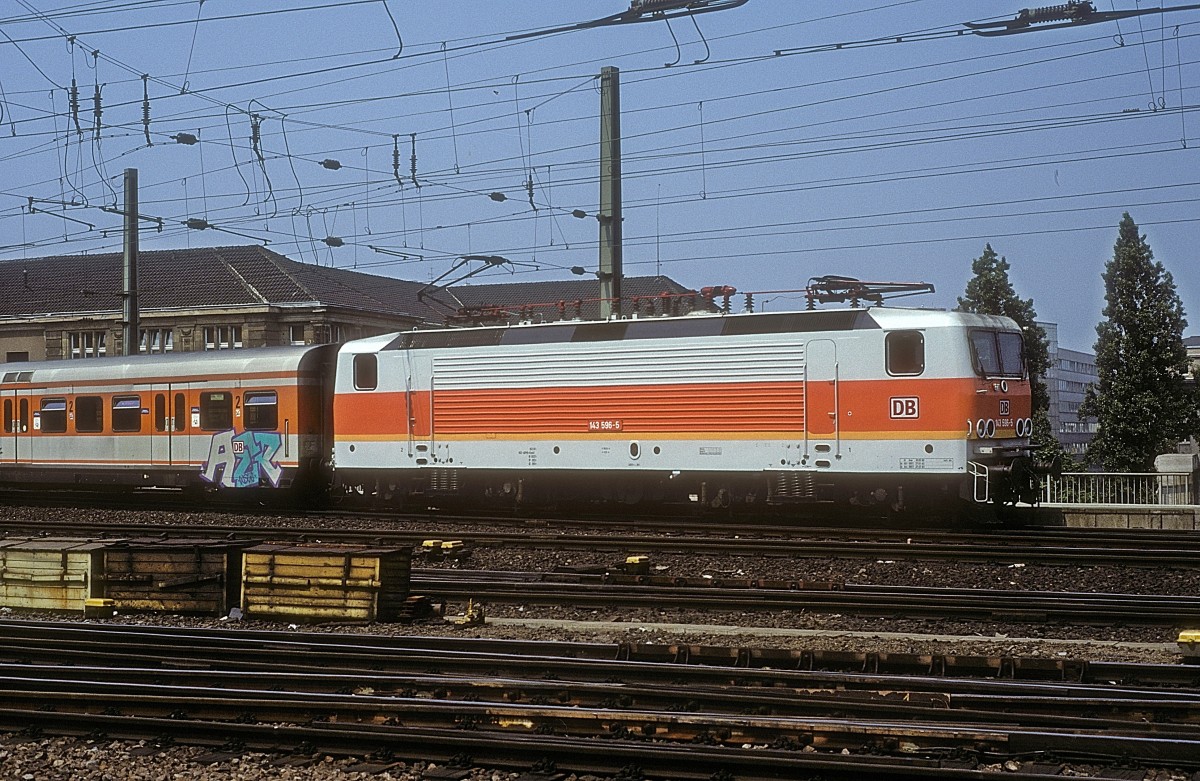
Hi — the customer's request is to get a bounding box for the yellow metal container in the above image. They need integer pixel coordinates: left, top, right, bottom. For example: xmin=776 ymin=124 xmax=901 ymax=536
xmin=0 ymin=538 xmax=108 ymax=612
xmin=240 ymin=543 xmax=411 ymax=622
xmin=102 ymin=538 xmax=249 ymax=616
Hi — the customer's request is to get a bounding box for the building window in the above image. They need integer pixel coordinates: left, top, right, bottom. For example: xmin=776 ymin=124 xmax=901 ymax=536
xmin=139 ymin=328 xmax=174 ymax=354
xmin=199 ymin=391 xmax=233 ymax=430
xmin=314 ymin=324 xmax=342 ymax=344
xmin=204 ymin=326 xmax=243 ymax=351
xmin=289 ymin=324 xmax=307 ymax=345
xmin=69 ymin=331 xmax=107 ymax=359
xmin=244 ymin=391 xmax=278 ymax=430
xmin=5 ymin=352 xmax=29 ymax=363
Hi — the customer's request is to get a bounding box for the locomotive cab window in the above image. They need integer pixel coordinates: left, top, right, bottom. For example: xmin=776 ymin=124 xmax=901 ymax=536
xmin=40 ymin=398 xmax=67 ymax=433
xmin=112 ymin=395 xmax=142 ymax=432
xmin=76 ymin=396 xmax=104 ymax=433
xmin=353 ymin=353 xmax=378 ymax=390
xmin=970 ymin=330 xmax=1026 ymax=378
xmin=200 ymin=392 xmax=233 ymax=431
xmin=244 ymin=391 xmax=278 ymax=430
xmin=885 ymin=331 xmax=925 ymax=376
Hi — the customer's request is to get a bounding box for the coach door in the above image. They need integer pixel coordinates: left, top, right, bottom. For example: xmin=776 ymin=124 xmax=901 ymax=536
xmin=805 ymin=339 xmax=840 ymax=459
xmin=150 ymin=385 xmax=188 ymax=465
xmin=3 ymin=386 xmax=32 ymax=463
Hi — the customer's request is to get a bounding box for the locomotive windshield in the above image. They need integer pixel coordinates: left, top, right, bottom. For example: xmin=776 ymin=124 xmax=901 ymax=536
xmin=969 ymin=330 xmax=1025 ymax=378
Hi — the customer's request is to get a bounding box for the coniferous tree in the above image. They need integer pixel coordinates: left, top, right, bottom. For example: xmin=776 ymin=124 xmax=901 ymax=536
xmin=1079 ymin=213 xmax=1198 ymax=471
xmin=957 ymin=244 xmax=1058 ymax=457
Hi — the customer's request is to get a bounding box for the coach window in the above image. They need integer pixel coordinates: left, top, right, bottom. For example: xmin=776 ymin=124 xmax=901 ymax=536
xmin=885 ymin=331 xmax=925 ymax=376
xmin=2 ymin=399 xmax=11 ymax=433
xmin=18 ymin=398 xmax=29 ymax=433
xmin=154 ymin=394 xmax=167 ymax=432
xmin=40 ymin=398 xmax=67 ymax=433
xmin=174 ymin=393 xmax=188 ymax=432
xmin=200 ymin=392 xmax=233 ymax=431
xmin=76 ymin=396 xmax=104 ymax=433
xmin=353 ymin=353 xmax=378 ymax=390
xmin=112 ymin=395 xmax=142 ymax=432
xmin=244 ymin=391 xmax=278 ymax=430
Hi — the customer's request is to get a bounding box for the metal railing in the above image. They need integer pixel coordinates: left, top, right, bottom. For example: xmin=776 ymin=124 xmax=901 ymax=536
xmin=1041 ymin=471 xmax=1197 ymax=507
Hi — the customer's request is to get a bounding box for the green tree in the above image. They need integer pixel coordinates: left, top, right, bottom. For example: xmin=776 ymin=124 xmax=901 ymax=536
xmin=1079 ymin=213 xmax=1198 ymax=471
xmin=957 ymin=243 xmax=1058 ymax=457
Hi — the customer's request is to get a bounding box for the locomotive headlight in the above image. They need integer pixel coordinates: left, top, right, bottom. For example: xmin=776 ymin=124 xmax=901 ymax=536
xmin=975 ymin=419 xmax=986 ymax=438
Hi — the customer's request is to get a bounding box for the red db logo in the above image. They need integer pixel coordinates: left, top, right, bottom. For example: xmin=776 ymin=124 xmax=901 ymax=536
xmin=890 ymin=397 xmax=919 ymax=419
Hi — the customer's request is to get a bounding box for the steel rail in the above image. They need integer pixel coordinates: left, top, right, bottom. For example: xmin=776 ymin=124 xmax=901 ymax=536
xmin=3 ymin=514 xmax=1200 ymax=567
xmin=410 ymin=570 xmax=1200 ymax=624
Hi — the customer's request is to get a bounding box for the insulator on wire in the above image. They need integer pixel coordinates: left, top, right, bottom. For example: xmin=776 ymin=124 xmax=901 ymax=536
xmin=319 ymin=159 xmax=342 ymax=170
xmin=409 ymin=133 xmax=420 ymax=188
xmin=250 ymin=114 xmax=263 ymax=162
xmin=172 ymin=132 xmax=198 ymax=145
xmin=92 ymin=83 xmax=102 ymax=138
xmin=141 ymin=75 xmax=151 ymax=145
xmin=526 ymin=174 xmax=536 ymax=211
xmin=69 ymin=79 xmax=81 ymax=135
xmin=392 ymin=135 xmax=403 ymax=188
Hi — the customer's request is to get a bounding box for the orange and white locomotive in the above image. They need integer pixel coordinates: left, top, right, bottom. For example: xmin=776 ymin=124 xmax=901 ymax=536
xmin=332 ymin=306 xmax=1037 ymax=515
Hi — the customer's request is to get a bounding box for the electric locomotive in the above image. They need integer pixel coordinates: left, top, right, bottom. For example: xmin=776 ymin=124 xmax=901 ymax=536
xmin=331 ymin=305 xmax=1037 ymax=516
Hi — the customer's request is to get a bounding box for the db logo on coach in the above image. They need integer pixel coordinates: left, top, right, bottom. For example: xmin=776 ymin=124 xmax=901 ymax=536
xmin=890 ymin=397 xmax=919 ymax=419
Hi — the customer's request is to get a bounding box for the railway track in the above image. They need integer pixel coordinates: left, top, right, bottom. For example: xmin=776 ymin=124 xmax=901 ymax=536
xmin=3 ymin=512 xmax=1200 ymax=568
xmin=413 ymin=568 xmax=1200 ymax=625
xmin=2 ymin=620 xmax=1199 ymax=778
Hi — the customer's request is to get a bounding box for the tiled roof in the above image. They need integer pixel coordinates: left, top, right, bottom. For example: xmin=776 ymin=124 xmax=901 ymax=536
xmin=0 ymin=245 xmax=452 ymax=323
xmin=448 ymin=275 xmax=706 ymax=323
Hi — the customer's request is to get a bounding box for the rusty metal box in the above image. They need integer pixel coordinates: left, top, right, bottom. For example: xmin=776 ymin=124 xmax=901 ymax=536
xmin=102 ymin=538 xmax=249 ymax=616
xmin=240 ymin=543 xmax=411 ymax=622
xmin=0 ymin=538 xmax=107 ymax=612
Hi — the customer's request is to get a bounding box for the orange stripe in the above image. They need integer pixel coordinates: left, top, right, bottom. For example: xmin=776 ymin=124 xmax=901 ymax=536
xmin=334 ymin=378 xmax=1015 ymax=437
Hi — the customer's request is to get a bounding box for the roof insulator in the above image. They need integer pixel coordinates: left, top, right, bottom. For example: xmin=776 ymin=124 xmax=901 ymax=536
xmin=571 ymin=209 xmax=587 ymax=219
xmin=488 ymin=192 xmax=507 ymax=202
xmin=185 ymin=218 xmax=211 ymax=230
xmin=319 ymin=159 xmax=342 ymax=170
xmin=172 ymin=132 xmax=198 ymax=145
xmin=323 ymin=236 xmax=344 ymax=248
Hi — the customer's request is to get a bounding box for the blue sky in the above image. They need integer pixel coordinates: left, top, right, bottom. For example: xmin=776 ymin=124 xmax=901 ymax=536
xmin=1 ymin=1 xmax=1197 ymax=349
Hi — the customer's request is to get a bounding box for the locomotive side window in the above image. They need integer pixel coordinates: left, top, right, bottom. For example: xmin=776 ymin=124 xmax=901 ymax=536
xmin=354 ymin=354 xmax=378 ymax=390
xmin=200 ymin=392 xmax=233 ymax=431
xmin=112 ymin=395 xmax=142 ymax=432
xmin=970 ymin=330 xmax=1025 ymax=378
xmin=76 ymin=396 xmax=104 ymax=433
xmin=174 ymin=393 xmax=188 ymax=432
xmin=244 ymin=391 xmax=278 ymax=430
xmin=40 ymin=398 xmax=68 ymax=433
xmin=885 ymin=331 xmax=925 ymax=376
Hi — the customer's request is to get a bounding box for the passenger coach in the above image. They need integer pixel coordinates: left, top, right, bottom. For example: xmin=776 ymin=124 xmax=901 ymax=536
xmin=1 ymin=345 xmax=335 ymax=496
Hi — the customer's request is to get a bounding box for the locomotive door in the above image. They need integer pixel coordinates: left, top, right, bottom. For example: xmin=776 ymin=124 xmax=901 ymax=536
xmin=805 ymin=339 xmax=840 ymax=453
